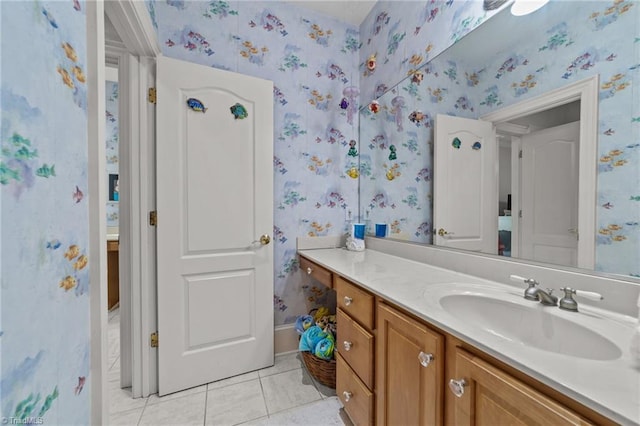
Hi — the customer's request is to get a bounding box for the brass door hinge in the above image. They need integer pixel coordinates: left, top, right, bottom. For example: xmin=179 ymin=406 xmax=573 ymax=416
xmin=148 ymin=87 xmax=157 ymax=104
xmin=150 ymin=332 xmax=158 ymax=348
xmin=149 ymin=211 xmax=157 ymax=226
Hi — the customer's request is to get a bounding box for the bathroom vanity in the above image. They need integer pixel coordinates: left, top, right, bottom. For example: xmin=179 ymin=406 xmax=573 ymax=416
xmin=298 ymin=244 xmax=639 ymax=426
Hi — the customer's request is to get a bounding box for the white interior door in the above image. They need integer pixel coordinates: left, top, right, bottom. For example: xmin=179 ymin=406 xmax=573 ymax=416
xmin=434 ymin=114 xmax=497 ymax=253
xmin=156 ymin=56 xmax=274 ymax=396
xmin=519 ymin=121 xmax=579 ymax=267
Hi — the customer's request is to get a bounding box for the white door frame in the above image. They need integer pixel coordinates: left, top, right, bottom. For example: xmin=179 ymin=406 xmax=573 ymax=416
xmin=481 ymin=76 xmax=598 ymax=269
xmin=89 ymin=2 xmax=160 ymax=423
xmin=104 ymin=0 xmax=160 ymax=399
xmin=105 ymin=40 xmax=133 ymax=391
xmin=87 ymin=2 xmax=107 ymax=424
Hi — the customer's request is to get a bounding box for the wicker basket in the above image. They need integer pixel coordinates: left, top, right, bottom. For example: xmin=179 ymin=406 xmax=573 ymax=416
xmin=301 ymin=351 xmax=336 ymax=388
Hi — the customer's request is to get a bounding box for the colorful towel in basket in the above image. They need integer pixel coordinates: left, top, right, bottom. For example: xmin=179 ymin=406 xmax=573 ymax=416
xmin=299 ymin=325 xmax=329 ymax=353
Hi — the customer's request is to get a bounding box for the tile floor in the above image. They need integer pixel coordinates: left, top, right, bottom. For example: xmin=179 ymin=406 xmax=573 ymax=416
xmin=108 ymin=308 xmax=349 ymax=425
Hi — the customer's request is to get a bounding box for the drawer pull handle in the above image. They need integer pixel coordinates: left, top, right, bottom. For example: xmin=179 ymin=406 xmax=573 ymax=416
xmin=449 ymin=378 xmax=467 ymax=398
xmin=418 ymin=351 xmax=434 ymax=367
xmin=343 ymin=341 xmax=353 ymax=351
xmin=342 ymin=391 xmax=352 ymax=402
xmin=306 ymin=267 xmax=312 ymax=275
xmin=344 ymin=296 xmax=353 ymax=306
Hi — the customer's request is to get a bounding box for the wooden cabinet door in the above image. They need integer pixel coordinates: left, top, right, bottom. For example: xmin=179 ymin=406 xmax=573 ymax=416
xmin=450 ymin=348 xmax=594 ymax=426
xmin=376 ymin=302 xmax=444 ymax=426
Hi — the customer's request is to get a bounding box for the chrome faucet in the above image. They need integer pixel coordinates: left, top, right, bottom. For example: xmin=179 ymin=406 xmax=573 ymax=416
xmin=510 ymin=275 xmax=558 ymax=306
xmin=531 ymin=287 xmax=558 ymax=306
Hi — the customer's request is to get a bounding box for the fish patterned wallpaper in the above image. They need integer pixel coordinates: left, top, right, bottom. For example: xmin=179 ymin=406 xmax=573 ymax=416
xmin=147 ymin=0 xmax=639 ymax=329
xmin=358 ymin=1 xmax=500 ymax=245
xmin=358 ymin=0 xmax=500 ymax=106
xmin=360 ymin=0 xmax=640 ymax=278
xmin=148 ymin=1 xmax=360 ymax=325
xmin=106 ymin=80 xmax=119 ymax=228
xmin=1 ymin=1 xmax=90 ymax=424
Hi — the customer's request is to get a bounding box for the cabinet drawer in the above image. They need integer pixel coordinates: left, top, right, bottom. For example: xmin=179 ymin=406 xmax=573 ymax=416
xmin=337 ymin=308 xmax=374 ymax=390
xmin=336 ymin=276 xmax=374 ymax=330
xmin=337 ymin=353 xmax=374 ymax=426
xmin=299 ymin=256 xmax=332 ymax=289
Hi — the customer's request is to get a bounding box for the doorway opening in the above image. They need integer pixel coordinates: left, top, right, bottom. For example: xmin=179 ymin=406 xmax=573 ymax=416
xmin=483 ymin=75 xmax=598 ymax=269
xmin=100 ymin=2 xmax=161 ymax=417
xmin=496 ymin=101 xmax=580 ymax=267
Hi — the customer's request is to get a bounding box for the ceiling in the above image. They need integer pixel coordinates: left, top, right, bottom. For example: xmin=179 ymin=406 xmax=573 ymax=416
xmin=105 ymin=14 xmax=122 ymax=43
xmin=285 ymin=0 xmax=377 ymax=26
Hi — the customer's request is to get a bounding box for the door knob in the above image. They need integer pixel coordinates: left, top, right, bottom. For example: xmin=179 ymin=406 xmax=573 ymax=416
xmin=437 ymin=228 xmax=454 ymax=237
xmin=342 ymin=391 xmax=352 ymax=402
xmin=259 ymin=234 xmax=271 ymax=245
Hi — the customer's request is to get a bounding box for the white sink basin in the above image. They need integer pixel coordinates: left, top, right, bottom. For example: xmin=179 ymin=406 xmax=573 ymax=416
xmin=425 ymin=284 xmax=623 ymax=361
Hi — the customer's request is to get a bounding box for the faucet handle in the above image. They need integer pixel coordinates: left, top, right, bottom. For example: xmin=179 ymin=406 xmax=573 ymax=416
xmin=575 ymin=289 xmax=603 ymax=301
xmin=559 ymin=287 xmax=603 ymax=312
xmin=511 ymin=275 xmax=539 ymax=301
xmin=561 ymin=287 xmax=603 ymax=300
xmin=510 ymin=275 xmax=539 ymax=286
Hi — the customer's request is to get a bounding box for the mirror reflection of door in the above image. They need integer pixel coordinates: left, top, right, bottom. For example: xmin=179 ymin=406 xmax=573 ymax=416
xmin=519 ymin=121 xmax=579 ymax=267
xmin=433 ymin=114 xmax=497 ymax=253
xmin=497 ymin=101 xmax=580 ymax=268
xmin=435 ymin=101 xmax=582 ymax=268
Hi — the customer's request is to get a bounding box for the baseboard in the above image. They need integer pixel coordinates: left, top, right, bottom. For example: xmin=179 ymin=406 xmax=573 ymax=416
xmin=275 ymin=323 xmax=299 ymax=355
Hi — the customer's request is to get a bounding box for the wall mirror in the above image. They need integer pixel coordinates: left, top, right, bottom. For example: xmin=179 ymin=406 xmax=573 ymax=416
xmin=358 ymin=0 xmax=639 ymax=278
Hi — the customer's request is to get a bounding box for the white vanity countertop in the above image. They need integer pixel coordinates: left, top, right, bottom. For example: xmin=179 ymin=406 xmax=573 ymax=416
xmin=298 ymin=248 xmax=640 ymax=425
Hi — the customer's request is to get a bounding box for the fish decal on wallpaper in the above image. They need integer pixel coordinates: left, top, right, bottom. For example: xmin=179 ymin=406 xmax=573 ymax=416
xmin=74 ymin=377 xmax=86 ymax=395
xmin=204 ymin=1 xmax=239 ymax=19
xmin=73 ymin=185 xmax=83 ymax=203
xmin=12 ymin=386 xmax=58 ymax=421
xmin=73 ymin=255 xmax=88 ymax=271
xmin=46 ymin=240 xmax=62 ymax=250
xmin=59 ymin=275 xmax=77 ymax=291
xmin=64 ymin=245 xmax=80 ymax=260
xmin=57 ymin=67 xmax=74 ymax=89
xmin=14 ymin=146 xmax=38 ymax=160
xmin=72 ymin=66 xmax=86 ymax=83
xmin=35 ymin=164 xmax=56 ymax=178
xmin=61 ymin=42 xmax=78 ymax=62
xmin=42 ymin=8 xmax=58 ymax=29
xmin=39 ymin=386 xmax=59 ymax=416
